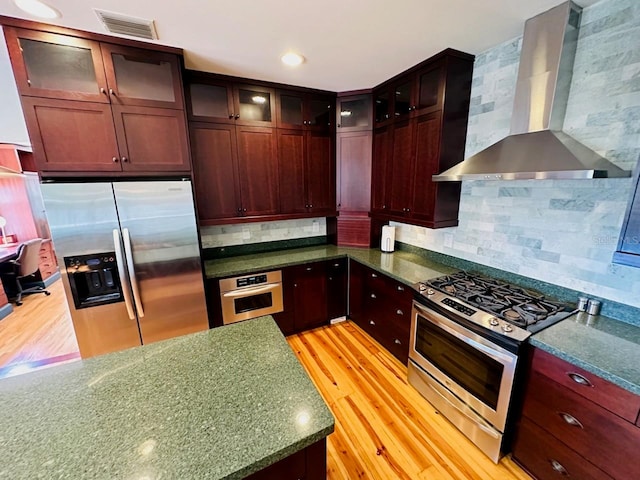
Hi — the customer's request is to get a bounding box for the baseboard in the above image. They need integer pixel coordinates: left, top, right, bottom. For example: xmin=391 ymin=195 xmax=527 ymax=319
xmin=330 ymin=316 xmax=347 ymax=325
xmin=42 ymin=270 xmax=61 ymax=287
xmin=0 ymin=303 xmax=13 ymax=320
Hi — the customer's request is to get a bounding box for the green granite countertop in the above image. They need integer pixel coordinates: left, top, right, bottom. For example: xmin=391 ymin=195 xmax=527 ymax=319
xmin=0 ymin=317 xmax=334 ymax=480
xmin=204 ymin=245 xmax=457 ymax=285
xmin=531 ymin=311 xmax=640 ymax=396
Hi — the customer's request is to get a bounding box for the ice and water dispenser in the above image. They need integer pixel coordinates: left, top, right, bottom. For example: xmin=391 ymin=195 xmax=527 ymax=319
xmin=64 ymin=252 xmax=123 ymax=309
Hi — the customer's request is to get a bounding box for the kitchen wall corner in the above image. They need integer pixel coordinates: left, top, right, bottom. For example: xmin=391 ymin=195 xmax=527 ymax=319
xmin=393 ymin=0 xmax=640 ymax=309
xmin=200 ymin=217 xmax=327 ymax=249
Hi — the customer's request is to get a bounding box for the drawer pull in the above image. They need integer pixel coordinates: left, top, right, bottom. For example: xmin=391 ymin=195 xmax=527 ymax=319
xmin=558 ymin=412 xmax=584 ymax=429
xmin=369 ymin=320 xmax=375 ymax=326
xmin=394 ymin=339 xmax=401 ymax=345
xmin=396 ymin=309 xmax=404 ymax=315
xmin=568 ymin=372 xmax=593 ymax=387
xmin=306 ymin=267 xmax=313 ymax=271
xmin=397 ymin=285 xmax=404 ymax=291
xmin=371 ymin=273 xmax=378 ymax=278
xmin=370 ymin=293 xmax=377 ymax=299
xmin=549 ymin=459 xmax=568 ymax=476
xmin=333 ymin=263 xmax=340 ymax=267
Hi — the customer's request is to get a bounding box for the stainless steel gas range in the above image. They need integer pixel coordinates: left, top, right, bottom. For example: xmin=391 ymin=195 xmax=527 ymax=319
xmin=408 ymin=272 xmax=576 ymax=463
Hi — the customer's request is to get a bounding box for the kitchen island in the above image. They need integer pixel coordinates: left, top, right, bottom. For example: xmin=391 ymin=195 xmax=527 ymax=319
xmin=0 ymin=316 xmax=334 ymax=479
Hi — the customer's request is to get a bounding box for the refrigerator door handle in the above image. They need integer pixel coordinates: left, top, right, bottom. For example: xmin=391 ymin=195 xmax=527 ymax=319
xmin=122 ymin=227 xmax=145 ymax=318
xmin=113 ymin=229 xmax=136 ymax=320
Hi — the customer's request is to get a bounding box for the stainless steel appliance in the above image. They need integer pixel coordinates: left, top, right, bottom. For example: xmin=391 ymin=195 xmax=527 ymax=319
xmin=41 ymin=180 xmax=209 ymax=358
xmin=219 ymin=270 xmax=283 ymax=324
xmin=409 ymin=272 xmax=575 ymax=462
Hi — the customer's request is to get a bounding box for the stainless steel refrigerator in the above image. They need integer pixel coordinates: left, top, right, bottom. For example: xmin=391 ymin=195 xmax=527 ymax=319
xmin=41 ymin=180 xmax=209 ymax=358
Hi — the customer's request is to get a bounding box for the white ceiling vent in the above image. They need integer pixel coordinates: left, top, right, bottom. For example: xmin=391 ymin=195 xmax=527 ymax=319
xmin=94 ymin=9 xmax=158 ymax=40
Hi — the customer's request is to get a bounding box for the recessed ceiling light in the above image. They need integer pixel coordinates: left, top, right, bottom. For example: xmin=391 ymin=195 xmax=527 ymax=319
xmin=14 ymin=0 xmax=61 ymax=19
xmin=281 ymin=52 xmax=304 ymax=67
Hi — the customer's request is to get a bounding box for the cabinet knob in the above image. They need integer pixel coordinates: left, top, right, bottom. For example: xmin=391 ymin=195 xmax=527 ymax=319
xmin=109 ymin=88 xmax=116 ymax=96
xmin=100 ymin=87 xmax=107 ymax=94
xmin=337 ymin=124 xmax=341 ymax=128
xmin=243 ymin=208 xmax=247 ymax=212
xmin=371 ymin=273 xmax=378 ymax=278
xmin=397 ymin=285 xmax=404 ymax=291
xmin=229 ymin=114 xmax=234 ymax=119
xmin=121 ymin=156 xmax=128 ymax=163
xmin=394 ymin=339 xmax=401 ymax=345
xmin=370 ymin=293 xmax=377 ymax=299
xmin=306 ymin=267 xmax=313 ymax=271
xmin=549 ymin=460 xmax=568 ymax=476
xmin=396 ymin=309 xmax=404 ymax=315
xmin=369 ymin=320 xmax=375 ymax=326
xmin=26 ymin=78 xmax=31 ymax=86
xmin=294 ymin=283 xmax=297 ymax=288
xmin=333 ymin=263 xmax=340 ymax=267
xmin=309 ymin=204 xmax=313 ymax=208
xmin=567 ymin=372 xmax=592 ymax=387
xmin=235 ymin=114 xmax=240 ymax=119
xmin=558 ymin=412 xmax=584 ymax=429
xmin=112 ymin=156 xmax=118 ymax=163
xmin=237 ymin=207 xmax=242 ymax=212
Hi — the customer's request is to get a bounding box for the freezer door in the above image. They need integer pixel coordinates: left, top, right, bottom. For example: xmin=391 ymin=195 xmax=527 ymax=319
xmin=113 ymin=181 xmax=209 ymax=344
xmin=40 ymin=183 xmax=142 ymax=358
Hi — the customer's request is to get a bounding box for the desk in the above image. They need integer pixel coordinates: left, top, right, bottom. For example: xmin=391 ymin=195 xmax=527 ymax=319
xmin=0 ymin=245 xmax=19 ymax=263
xmin=0 ymin=246 xmax=18 ymax=318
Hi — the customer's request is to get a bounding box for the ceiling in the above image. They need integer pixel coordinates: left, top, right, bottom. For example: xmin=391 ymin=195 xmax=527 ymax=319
xmin=0 ymin=0 xmax=600 ymax=92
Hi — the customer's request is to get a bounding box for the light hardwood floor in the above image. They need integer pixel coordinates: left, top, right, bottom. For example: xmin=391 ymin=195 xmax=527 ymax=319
xmin=288 ymin=321 xmax=531 ymax=480
xmin=0 ymin=279 xmax=79 ymax=370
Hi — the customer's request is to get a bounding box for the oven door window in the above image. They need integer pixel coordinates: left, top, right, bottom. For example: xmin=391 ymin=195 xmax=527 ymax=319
xmin=415 ymin=315 xmax=503 ymax=409
xmin=234 ymin=292 xmax=273 ymax=314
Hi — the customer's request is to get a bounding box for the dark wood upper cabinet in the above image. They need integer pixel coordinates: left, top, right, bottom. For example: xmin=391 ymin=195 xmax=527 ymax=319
xmin=336 ymin=94 xmax=372 ymax=132
xmin=112 ymin=106 xmax=190 ymax=172
xmin=234 ymin=84 xmax=276 ymax=127
xmin=306 ymin=131 xmax=335 ymax=214
xmin=370 ymin=50 xmax=473 ymax=230
xmin=4 ymin=27 xmax=109 ymax=103
xmin=278 ymin=129 xmax=307 ymax=213
xmin=276 ymin=90 xmax=333 ymax=131
xmin=100 ymin=43 xmax=184 ymax=110
xmin=613 ymin=157 xmax=640 ymax=267
xmin=186 ymin=79 xmax=235 ymax=123
xmin=21 ymin=97 xmax=121 ymax=172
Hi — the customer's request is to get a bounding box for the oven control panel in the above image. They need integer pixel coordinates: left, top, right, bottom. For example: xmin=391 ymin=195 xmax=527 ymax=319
xmin=237 ymin=274 xmax=267 ymax=288
xmin=441 ymin=298 xmax=476 ymax=317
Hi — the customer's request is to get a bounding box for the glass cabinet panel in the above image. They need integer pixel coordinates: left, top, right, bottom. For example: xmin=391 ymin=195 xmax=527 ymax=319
xmin=20 ymin=38 xmax=99 ymax=93
xmin=190 ymin=84 xmax=230 ymax=118
xmin=111 ymin=53 xmax=176 ymax=102
xmin=280 ymin=94 xmax=303 ymax=126
xmin=238 ymin=88 xmax=272 ymax=122
xmin=339 ymin=98 xmax=370 ymax=129
xmin=393 ymin=81 xmax=412 ymax=118
xmin=418 ymin=68 xmax=442 ymax=110
xmin=374 ymin=90 xmax=390 ymax=124
xmin=308 ymin=99 xmax=332 ymax=127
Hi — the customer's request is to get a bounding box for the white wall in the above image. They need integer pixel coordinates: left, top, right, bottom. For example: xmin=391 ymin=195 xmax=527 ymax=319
xmin=0 ymin=27 xmax=29 ymax=146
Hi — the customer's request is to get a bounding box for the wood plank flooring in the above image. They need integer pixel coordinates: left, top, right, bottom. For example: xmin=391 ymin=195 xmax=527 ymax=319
xmin=0 ymin=279 xmax=79 ymax=370
xmin=288 ymin=321 xmax=531 ymax=480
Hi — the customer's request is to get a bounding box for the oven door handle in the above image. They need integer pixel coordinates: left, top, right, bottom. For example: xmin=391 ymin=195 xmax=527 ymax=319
xmin=425 ymin=371 xmax=501 ymax=439
xmin=222 ymin=284 xmax=279 ymax=297
xmin=413 ymin=302 xmax=516 ymax=365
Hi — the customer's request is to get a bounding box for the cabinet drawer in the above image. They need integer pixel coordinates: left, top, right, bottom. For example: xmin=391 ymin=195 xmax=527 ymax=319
xmin=513 ymin=417 xmax=613 ymax=480
xmin=523 ymin=370 xmax=640 ymax=480
xmin=531 ymin=347 xmax=640 ymax=422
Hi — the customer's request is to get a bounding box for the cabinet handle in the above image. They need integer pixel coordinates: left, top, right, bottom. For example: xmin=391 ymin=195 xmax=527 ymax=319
xmin=394 ymin=339 xmax=401 ymax=345
xmin=558 ymin=412 xmax=584 ymax=429
xmin=369 ymin=320 xmax=375 ymax=326
xmin=112 ymin=156 xmax=119 ymax=163
xmin=121 ymin=156 xmax=128 ymax=163
xmin=397 ymin=285 xmax=404 ymax=291
xmin=567 ymin=372 xmax=592 ymax=387
xmin=396 ymin=309 xmax=403 ymax=315
xmin=371 ymin=273 xmax=378 ymax=278
xmin=109 ymin=88 xmax=116 ymax=96
xmin=370 ymin=293 xmax=376 ymax=299
xmin=235 ymin=114 xmax=240 ymax=119
xmin=333 ymin=263 xmax=340 ymax=267
xmin=549 ymin=460 xmax=568 ymax=476
xmin=306 ymin=267 xmax=313 ymax=271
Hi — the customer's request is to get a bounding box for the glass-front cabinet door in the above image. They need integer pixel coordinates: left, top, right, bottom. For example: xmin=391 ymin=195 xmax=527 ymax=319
xmin=187 ymin=80 xmax=235 ymax=123
xmin=415 ymin=65 xmax=444 ymax=115
xmin=101 ymin=44 xmax=183 ymax=109
xmin=336 ymin=95 xmax=372 ymax=132
xmin=4 ymin=27 xmax=109 ymax=103
xmin=373 ymin=87 xmax=392 ymax=126
xmin=276 ymin=91 xmax=304 ymax=129
xmin=234 ymin=85 xmax=275 ymax=126
xmin=307 ymin=97 xmax=333 ymax=130
xmin=392 ymin=80 xmax=413 ymax=119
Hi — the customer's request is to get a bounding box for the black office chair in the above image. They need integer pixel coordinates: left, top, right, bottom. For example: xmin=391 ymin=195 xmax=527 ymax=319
xmin=0 ymin=238 xmax=50 ymax=306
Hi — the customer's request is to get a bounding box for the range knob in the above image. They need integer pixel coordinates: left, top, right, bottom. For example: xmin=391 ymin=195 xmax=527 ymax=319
xmin=426 ymin=288 xmax=435 ymax=295
xmin=501 ymin=324 xmax=514 ymax=333
xmin=489 ymin=317 xmax=500 ymax=326
xmin=418 ymin=283 xmax=427 ymax=292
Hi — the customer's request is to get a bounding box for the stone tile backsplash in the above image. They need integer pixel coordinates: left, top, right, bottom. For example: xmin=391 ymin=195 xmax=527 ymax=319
xmin=201 ymin=218 xmax=326 ymax=248
xmin=393 ymin=0 xmax=640 ymax=309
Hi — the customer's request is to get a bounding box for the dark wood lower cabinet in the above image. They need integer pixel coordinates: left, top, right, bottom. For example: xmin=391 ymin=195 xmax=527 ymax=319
xmin=326 ymin=258 xmax=347 ymax=320
xmin=290 ymin=261 xmax=328 ymax=332
xmin=348 ymin=260 xmax=413 ymax=365
xmin=244 ymin=438 xmax=327 ymax=480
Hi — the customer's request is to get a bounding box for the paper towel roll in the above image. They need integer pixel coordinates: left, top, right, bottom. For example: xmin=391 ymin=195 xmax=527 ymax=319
xmin=381 ymin=225 xmax=396 ymax=253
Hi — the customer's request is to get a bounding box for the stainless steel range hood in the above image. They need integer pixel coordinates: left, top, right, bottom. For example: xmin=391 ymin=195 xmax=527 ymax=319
xmin=433 ymin=1 xmax=630 ymax=182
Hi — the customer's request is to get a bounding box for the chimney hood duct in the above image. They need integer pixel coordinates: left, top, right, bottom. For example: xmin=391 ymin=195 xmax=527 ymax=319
xmin=433 ymin=1 xmax=629 ymax=182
